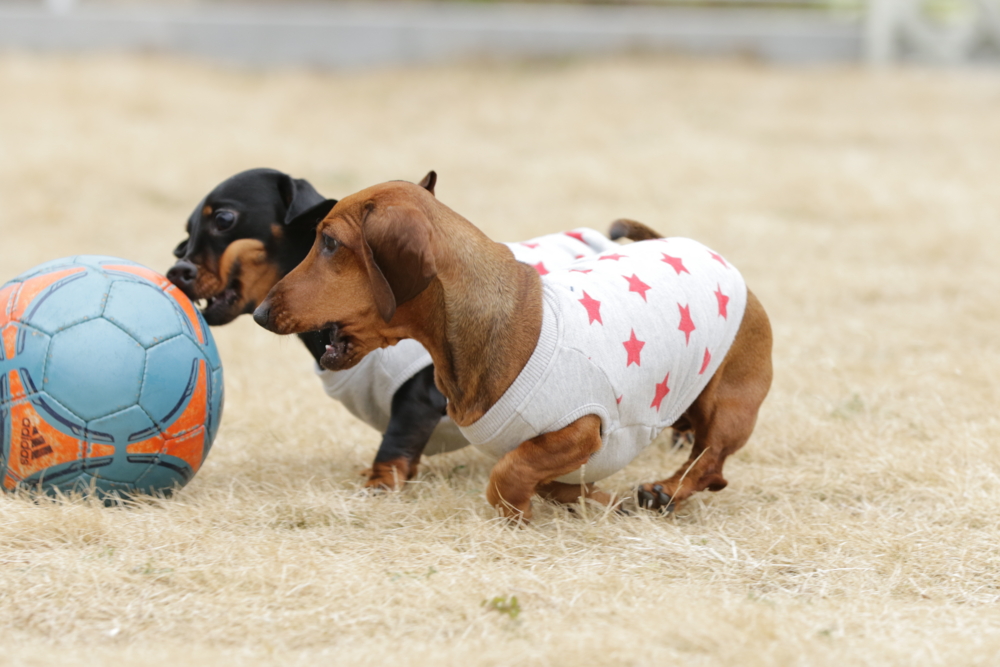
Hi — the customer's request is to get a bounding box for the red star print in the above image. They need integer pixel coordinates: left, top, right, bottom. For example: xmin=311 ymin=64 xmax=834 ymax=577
xmin=709 ymin=251 xmax=728 ymax=268
xmin=599 ymin=253 xmax=625 ymax=262
xmin=699 ymin=348 xmax=711 ymax=375
xmin=532 ymin=261 xmax=548 ymax=276
xmin=622 ymin=329 xmax=645 ymax=367
xmin=623 ymin=274 xmax=651 ymax=301
xmin=575 ymin=254 xmax=584 ymax=259
xmin=616 ymin=395 xmax=623 ymax=405
xmin=578 ymin=291 xmax=602 ymax=325
xmin=569 ymin=268 xmax=592 ymax=274
xmin=650 ymin=373 xmax=670 ymax=411
xmin=714 ymin=284 xmax=729 ymax=318
xmin=521 ymin=242 xmax=539 ymax=249
xmin=677 ymin=303 xmax=695 ymax=345
xmin=660 ymin=254 xmax=689 ymax=275
xmin=565 ymin=231 xmax=586 ymax=244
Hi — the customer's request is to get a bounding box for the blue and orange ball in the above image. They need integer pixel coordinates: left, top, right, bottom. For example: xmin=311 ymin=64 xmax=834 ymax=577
xmin=0 ymin=256 xmax=223 ymax=500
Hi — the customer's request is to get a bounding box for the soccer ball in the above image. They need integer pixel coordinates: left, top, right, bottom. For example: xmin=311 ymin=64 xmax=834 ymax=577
xmin=0 ymin=256 xmax=224 ymax=500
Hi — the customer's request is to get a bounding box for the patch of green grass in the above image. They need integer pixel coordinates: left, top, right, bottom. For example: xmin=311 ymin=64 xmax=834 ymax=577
xmin=482 ymin=595 xmax=521 ymax=620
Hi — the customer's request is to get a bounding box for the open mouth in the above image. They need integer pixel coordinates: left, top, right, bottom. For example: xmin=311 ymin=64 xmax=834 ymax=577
xmin=194 ymin=286 xmax=241 ymax=325
xmin=320 ymin=323 xmax=354 ymax=370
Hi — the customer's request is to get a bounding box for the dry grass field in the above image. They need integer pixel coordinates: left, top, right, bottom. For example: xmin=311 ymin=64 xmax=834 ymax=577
xmin=1 ymin=52 xmax=999 ymax=666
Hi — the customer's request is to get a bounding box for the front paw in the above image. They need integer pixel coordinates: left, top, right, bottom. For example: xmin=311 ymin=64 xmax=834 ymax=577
xmin=365 ymin=458 xmax=417 ymax=491
xmin=636 ymin=484 xmax=676 ymax=513
xmin=486 ymin=486 xmax=533 ymax=523
xmin=495 ymin=502 xmax=533 ymax=524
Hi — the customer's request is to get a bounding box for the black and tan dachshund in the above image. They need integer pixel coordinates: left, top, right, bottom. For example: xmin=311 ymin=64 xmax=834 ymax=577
xmin=167 ymin=168 xmax=448 ymax=489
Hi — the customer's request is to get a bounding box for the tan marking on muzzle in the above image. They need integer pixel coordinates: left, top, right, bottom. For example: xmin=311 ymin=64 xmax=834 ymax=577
xmin=220 ymin=238 xmax=282 ymax=308
xmin=192 ymin=262 xmax=224 ymax=299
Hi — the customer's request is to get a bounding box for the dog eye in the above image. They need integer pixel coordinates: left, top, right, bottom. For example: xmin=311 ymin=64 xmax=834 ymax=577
xmin=321 ymin=234 xmax=339 ymax=254
xmin=214 ymin=210 xmax=237 ymax=232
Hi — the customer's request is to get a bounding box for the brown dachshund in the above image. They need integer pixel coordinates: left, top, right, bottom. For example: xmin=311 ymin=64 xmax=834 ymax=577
xmin=254 ymin=181 xmax=772 ymax=520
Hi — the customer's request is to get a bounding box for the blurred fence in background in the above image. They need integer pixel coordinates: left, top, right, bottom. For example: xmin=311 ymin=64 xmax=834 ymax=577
xmin=0 ymin=0 xmax=997 ymax=66
xmin=867 ymin=0 xmax=1000 ymax=63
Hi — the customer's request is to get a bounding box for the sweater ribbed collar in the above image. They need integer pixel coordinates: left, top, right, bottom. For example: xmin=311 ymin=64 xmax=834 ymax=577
xmin=460 ymin=285 xmax=560 ymax=445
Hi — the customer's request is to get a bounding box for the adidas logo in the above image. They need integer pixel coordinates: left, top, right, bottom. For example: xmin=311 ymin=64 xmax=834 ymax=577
xmin=18 ymin=418 xmax=52 ymax=467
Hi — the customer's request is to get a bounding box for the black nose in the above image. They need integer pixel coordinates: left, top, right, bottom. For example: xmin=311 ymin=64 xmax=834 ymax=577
xmin=167 ymin=260 xmax=198 ymax=294
xmin=252 ymin=302 xmax=271 ymax=329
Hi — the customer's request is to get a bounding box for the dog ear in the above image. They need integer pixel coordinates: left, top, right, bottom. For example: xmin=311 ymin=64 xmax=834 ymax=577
xmin=352 ymin=238 xmax=398 ymax=324
xmin=278 ymin=175 xmax=327 ymax=225
xmin=417 ymin=171 xmax=437 ymax=196
xmin=284 ymin=198 xmax=338 ymax=233
xmin=359 ymin=203 xmax=438 ymax=323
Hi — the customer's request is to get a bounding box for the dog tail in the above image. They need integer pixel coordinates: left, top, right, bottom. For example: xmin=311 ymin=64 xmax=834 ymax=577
xmin=608 ymin=218 xmax=663 ymax=242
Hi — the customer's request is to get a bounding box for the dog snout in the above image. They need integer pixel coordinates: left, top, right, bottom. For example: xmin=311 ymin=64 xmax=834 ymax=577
xmin=167 ymin=260 xmax=198 ymax=296
xmin=252 ymin=301 xmax=273 ymax=330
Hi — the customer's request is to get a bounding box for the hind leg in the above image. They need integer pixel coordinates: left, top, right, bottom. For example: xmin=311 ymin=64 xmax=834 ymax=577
xmin=637 ymin=395 xmax=761 ymax=511
xmin=637 ymin=290 xmax=772 ymax=512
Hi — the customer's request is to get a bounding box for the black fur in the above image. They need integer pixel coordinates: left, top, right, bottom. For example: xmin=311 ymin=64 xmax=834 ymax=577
xmin=376 ymin=365 xmax=448 ymax=469
xmin=175 ymin=168 xmax=325 ymax=277
xmin=168 ymin=169 xmax=448 ymax=481
xmin=168 ymin=168 xmax=327 ymax=328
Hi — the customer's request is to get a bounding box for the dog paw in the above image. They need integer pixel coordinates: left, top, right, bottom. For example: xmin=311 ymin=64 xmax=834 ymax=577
xmin=636 ymin=484 xmax=675 ymax=513
xmin=364 ymin=476 xmax=403 ymax=492
xmin=496 ymin=506 xmax=532 ymax=526
xmin=364 ymin=459 xmax=416 ymax=492
xmin=489 ymin=495 xmax=533 ymax=525
xmin=670 ymin=429 xmax=695 ymax=450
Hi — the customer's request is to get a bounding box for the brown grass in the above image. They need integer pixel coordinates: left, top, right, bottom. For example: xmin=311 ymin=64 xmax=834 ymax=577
xmin=1 ymin=52 xmax=999 ymax=666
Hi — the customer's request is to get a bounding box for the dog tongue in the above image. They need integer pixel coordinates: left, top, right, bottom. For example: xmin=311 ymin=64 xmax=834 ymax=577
xmin=323 ymin=325 xmax=349 ymax=360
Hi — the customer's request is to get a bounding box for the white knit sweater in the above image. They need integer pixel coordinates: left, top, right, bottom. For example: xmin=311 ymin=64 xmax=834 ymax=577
xmin=315 ymin=228 xmax=620 ymax=454
xmin=459 ymin=237 xmax=747 ymax=482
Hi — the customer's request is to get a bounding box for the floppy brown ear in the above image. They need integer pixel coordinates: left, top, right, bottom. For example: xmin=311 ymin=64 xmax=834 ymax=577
xmin=417 ymin=170 xmax=437 ymax=196
xmin=360 ymin=203 xmax=437 ymax=323
xmin=353 ymin=239 xmax=398 ymax=324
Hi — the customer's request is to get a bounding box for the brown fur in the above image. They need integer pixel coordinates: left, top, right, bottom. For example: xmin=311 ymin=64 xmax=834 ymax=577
xmin=365 ymin=457 xmax=419 ymax=491
xmin=608 ymin=218 xmax=663 ymax=242
xmin=258 ymin=181 xmax=772 ymax=521
xmin=259 ymin=182 xmax=541 ymax=425
xmin=193 ymin=237 xmax=281 ymax=316
xmin=486 ymin=415 xmax=603 ymax=521
xmin=637 ymin=289 xmax=772 ymax=510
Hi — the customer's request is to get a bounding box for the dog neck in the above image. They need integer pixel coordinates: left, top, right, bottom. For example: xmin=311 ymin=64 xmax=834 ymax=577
xmin=391 ymin=220 xmax=544 ymax=427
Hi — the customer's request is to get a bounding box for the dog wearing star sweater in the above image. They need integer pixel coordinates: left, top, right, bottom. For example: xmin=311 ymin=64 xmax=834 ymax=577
xmin=254 ymin=181 xmax=772 ymax=519
xmin=168 ymin=169 xmax=661 ymax=492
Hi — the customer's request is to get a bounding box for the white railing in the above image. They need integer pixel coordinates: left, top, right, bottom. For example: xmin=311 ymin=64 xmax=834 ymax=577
xmin=14 ymin=0 xmax=1000 ymax=65
xmin=866 ymin=0 xmax=1000 ymax=62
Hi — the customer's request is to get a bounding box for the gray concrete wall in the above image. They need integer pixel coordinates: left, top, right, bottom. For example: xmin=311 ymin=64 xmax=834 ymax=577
xmin=0 ymin=1 xmax=863 ymax=67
